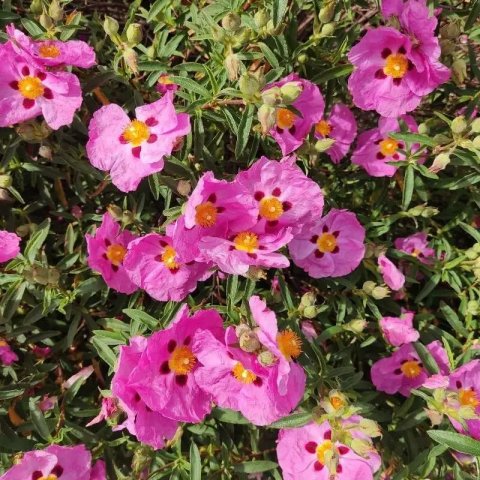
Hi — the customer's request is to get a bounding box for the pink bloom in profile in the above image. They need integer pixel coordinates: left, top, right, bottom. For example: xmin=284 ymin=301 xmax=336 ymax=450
xmin=111 ymin=337 xmax=178 ymax=449
xmin=86 ymin=92 xmax=190 ymax=192
xmin=32 ymin=345 xmax=52 ymax=358
xmin=156 ymin=74 xmax=179 ymax=94
xmin=301 ymin=321 xmax=318 ymax=341
xmin=0 ymin=230 xmax=20 ymax=262
xmin=0 ymin=44 xmax=82 ymax=129
xmin=289 ymin=209 xmax=365 ymax=278
xmin=7 ymin=24 xmax=96 ymax=68
xmin=379 ymin=310 xmax=419 ymax=346
xmin=351 ymin=115 xmax=418 ymax=177
xmin=85 ymin=212 xmax=138 ymax=294
xmin=277 ymin=420 xmax=380 ymax=480
xmin=38 ymin=395 xmax=57 ymax=412
xmin=394 ymin=232 xmax=435 ymax=263
xmin=87 ymin=397 xmax=119 ymax=427
xmin=314 ymin=103 xmax=357 ymax=163
xmin=265 ymin=73 xmax=324 ymax=155
xmin=0 ymin=340 xmax=18 ymax=365
xmin=371 ymin=340 xmax=449 ymax=396
xmin=378 ymin=254 xmax=405 ymax=291
xmin=235 ymin=155 xmax=324 ymax=235
xmin=129 ymin=305 xmax=224 ymax=423
xmin=124 ymin=231 xmax=212 ymax=301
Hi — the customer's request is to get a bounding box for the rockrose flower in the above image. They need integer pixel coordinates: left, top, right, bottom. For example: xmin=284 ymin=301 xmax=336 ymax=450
xmin=0 ymin=444 xmax=106 ymax=480
xmin=314 ymin=103 xmax=357 ymax=163
xmin=85 ymin=212 xmax=138 ymax=294
xmin=156 ymin=74 xmax=179 ymax=94
xmin=371 ymin=340 xmax=449 ymax=396
xmin=129 ymin=305 xmax=224 ymax=422
xmin=0 ymin=339 xmax=18 ymax=366
xmin=0 ymin=230 xmax=20 ymax=262
xmin=289 ymin=209 xmax=365 ymax=278
xmin=86 ymin=92 xmax=190 ymax=192
xmin=394 ymin=232 xmax=435 ymax=263
xmin=378 ymin=254 xmax=405 ymax=291
xmin=87 ymin=397 xmax=119 ymax=427
xmin=379 ymin=309 xmax=419 ymax=346
xmin=351 ymin=115 xmax=418 ymax=177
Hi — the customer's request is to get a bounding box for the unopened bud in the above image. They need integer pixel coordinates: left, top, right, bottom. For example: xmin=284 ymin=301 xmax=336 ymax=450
xmin=224 ymin=52 xmax=240 ymax=81
xmin=418 ymin=122 xmax=429 ymax=135
xmin=280 ymin=82 xmax=303 ymax=103
xmin=16 ymin=120 xmax=52 ymax=143
xmin=177 ymin=180 xmax=191 ymax=196
xmin=30 ymin=0 xmax=43 ymax=15
xmin=32 ymin=266 xmax=50 ymax=285
xmin=126 ymin=23 xmax=143 ymax=46
xmin=362 ymin=281 xmax=376 ymax=295
xmin=258 ymin=350 xmax=277 ymax=366
xmin=107 ymin=204 xmax=123 ymax=221
xmin=39 ymin=13 xmax=54 ymax=30
xmin=433 ymin=133 xmax=452 ymax=145
xmin=315 ymin=138 xmax=336 ymax=152
xmin=300 ymin=292 xmax=316 ymax=308
xmin=344 ymin=319 xmax=367 ymax=334
xmin=104 ymin=16 xmax=119 ymax=37
xmin=0 ymin=175 xmax=12 ymax=189
xmin=429 ymin=153 xmax=450 ymax=173
xmin=254 ymin=9 xmax=270 ymax=29
xmin=471 ymin=118 xmax=480 ymax=133
xmin=122 ymin=210 xmax=135 ymax=226
xmin=265 ymin=20 xmax=284 ymax=36
xmin=451 ymin=116 xmax=468 ymax=134
xmin=39 ymin=145 xmax=52 ymax=160
xmin=467 ymin=300 xmax=480 ymax=315
xmin=48 ymin=0 xmax=63 ymax=22
xmin=452 ymin=59 xmax=467 ymax=86
xmin=297 ymin=53 xmax=308 ymax=64
xmin=473 ymin=135 xmax=480 ymax=149
xmin=239 ymin=72 xmax=261 ymax=99
xmin=47 ymin=268 xmax=60 ymax=285
xmin=319 ymin=1 xmax=336 ymax=23
xmin=261 ymin=86 xmax=282 ymax=106
xmin=320 ymin=22 xmax=335 ymax=37
xmin=440 ymin=22 xmax=462 ymax=39
xmin=440 ymin=39 xmax=455 ymax=56
xmin=371 ymin=286 xmax=390 ymax=300
xmin=221 ymin=12 xmax=241 ymax=32
xmin=239 ymin=330 xmax=261 ymax=352
xmin=257 ymin=104 xmax=276 ymax=134
xmin=123 ymin=48 xmax=138 ymax=74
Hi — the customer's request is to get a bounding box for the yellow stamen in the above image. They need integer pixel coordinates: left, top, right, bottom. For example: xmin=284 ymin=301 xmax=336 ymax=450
xmin=277 ymin=330 xmax=302 ymax=361
xmin=315 ymin=120 xmax=332 ymax=137
xmin=161 ymin=245 xmax=180 ymax=270
xmin=122 ymin=120 xmax=150 ymax=146
xmin=158 ymin=75 xmax=174 ymax=85
xmin=18 ymin=76 xmax=44 ymax=100
xmin=232 ymin=362 xmax=257 ymax=384
xmin=233 ymin=232 xmax=258 ymax=253
xmin=400 ymin=360 xmax=422 ymax=379
xmin=330 ymin=395 xmax=345 ymax=410
xmin=38 ymin=43 xmax=61 ymax=58
xmin=459 ymin=389 xmax=479 ymax=408
xmin=0 ymin=340 xmax=7 ymax=347
xmin=106 ymin=244 xmax=127 ymax=266
xmin=276 ymin=108 xmax=296 ymax=129
xmin=168 ymin=346 xmax=196 ymax=375
xmin=195 ymin=202 xmax=218 ymax=228
xmin=259 ymin=197 xmax=284 ymax=221
xmin=38 ymin=475 xmax=57 ymax=480
xmin=316 ymin=233 xmax=337 ymax=253
xmin=379 ymin=138 xmax=399 ymax=157
xmin=383 ymin=53 xmax=408 ymax=78
xmin=411 ymin=248 xmax=422 ymax=257
xmin=316 ymin=440 xmax=336 ymax=464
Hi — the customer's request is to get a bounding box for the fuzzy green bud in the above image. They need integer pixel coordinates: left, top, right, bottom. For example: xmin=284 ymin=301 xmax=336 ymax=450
xmin=418 ymin=122 xmax=429 ymax=135
xmin=254 ymin=9 xmax=270 ymax=29
xmin=221 ymin=12 xmax=241 ymax=32
xmin=48 ymin=0 xmax=63 ymax=21
xmin=297 ymin=53 xmax=308 ymax=64
xmin=258 ymin=350 xmax=277 ymax=366
xmin=280 ymin=82 xmax=303 ymax=103
xmin=471 ymin=118 xmax=480 ymax=133
xmin=257 ymin=104 xmax=276 ymax=133
xmin=123 ymin=47 xmax=138 ymax=74
xmin=439 ymin=39 xmax=455 ymax=56
xmin=239 ymin=330 xmax=261 ymax=352
xmin=107 ymin=204 xmax=123 ymax=221
xmin=440 ymin=21 xmax=462 ymax=39
xmin=451 ymin=115 xmax=468 ymax=134
xmin=372 ymin=286 xmax=390 ymax=299
xmin=39 ymin=13 xmax=54 ymax=30
xmin=467 ymin=300 xmax=480 ymax=315
xmin=318 ymin=0 xmax=336 ymax=23
xmin=39 ymin=145 xmax=53 ymax=160
xmin=362 ymin=281 xmax=376 ymax=295
xmin=239 ymin=72 xmax=261 ymax=99
xmin=0 ymin=175 xmax=12 ymax=189
xmin=452 ymin=59 xmax=467 ymax=86
xmin=16 ymin=120 xmax=52 ymax=143
xmin=103 ymin=16 xmax=119 ymax=37
xmin=30 ymin=0 xmax=43 ymax=15
xmin=429 ymin=153 xmax=450 ymax=173
xmin=344 ymin=319 xmax=367 ymax=334
xmin=261 ymin=86 xmax=282 ymax=106
xmin=126 ymin=23 xmax=143 ymax=46
xmin=303 ymin=305 xmax=318 ymax=319
xmin=320 ymin=22 xmax=335 ymax=37
xmin=300 ymin=292 xmax=316 ymax=308
xmin=224 ymin=52 xmax=240 ymax=81
xmin=473 ymin=135 xmax=480 ymax=149
xmin=315 ymin=138 xmax=336 ymax=152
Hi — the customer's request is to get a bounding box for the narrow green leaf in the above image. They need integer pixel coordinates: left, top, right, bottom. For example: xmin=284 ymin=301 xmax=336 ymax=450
xmin=402 ymin=166 xmax=415 ymax=210
xmin=390 ymin=132 xmax=437 ymax=148
xmin=272 ymin=0 xmax=289 ymax=26
xmin=29 ymin=399 xmax=51 ymax=441
xmin=427 ymin=430 xmax=480 ymax=456
xmin=189 ymin=442 xmax=201 ymax=480
xmin=310 ymin=64 xmax=353 ymax=83
xmin=24 ymin=218 xmax=51 ymax=263
xmin=466 ymin=0 xmax=480 ymax=30
xmin=170 ymin=75 xmax=211 ymax=99
xmin=413 ymin=342 xmax=440 ymax=374
xmin=234 ymin=461 xmax=278 ymax=474
xmin=439 ymin=302 xmax=468 ymax=338
xmin=268 ymin=412 xmax=312 ymax=429
xmin=235 ymin=104 xmax=254 ymax=159
xmin=123 ymin=308 xmax=158 ymax=329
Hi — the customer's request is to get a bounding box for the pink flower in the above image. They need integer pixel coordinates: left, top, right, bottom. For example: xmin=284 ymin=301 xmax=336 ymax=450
xmin=394 ymin=232 xmax=435 ymax=263
xmin=314 ymin=103 xmax=357 ymax=163
xmin=85 ymin=212 xmax=138 ymax=294
xmin=111 ymin=337 xmax=178 ymax=449
xmin=87 ymin=397 xmax=119 ymax=427
xmin=0 ymin=444 xmax=106 ymax=480
xmin=32 ymin=345 xmax=52 ymax=358
xmin=62 ymin=365 xmax=94 ymax=389
xmin=38 ymin=395 xmax=57 ymax=412
xmin=156 ymin=74 xmax=179 ymax=94
xmin=123 ymin=231 xmax=212 ymax=301
xmin=301 ymin=321 xmax=318 ymax=341
xmin=371 ymin=340 xmax=449 ymax=396
xmin=378 ymin=254 xmax=405 ymax=290
xmin=277 ymin=420 xmax=380 ymax=480
xmin=265 ymin=73 xmax=324 ymax=155
xmin=86 ymin=92 xmax=190 ymax=192
xmin=128 ymin=305 xmax=224 ymax=423
xmin=423 ymin=374 xmax=449 ymax=389
xmin=379 ymin=310 xmax=419 ymax=346
xmin=351 ymin=115 xmax=418 ymax=177
xmin=0 ymin=340 xmax=18 ymax=365
xmin=289 ymin=209 xmax=366 ymax=278
xmin=0 ymin=230 xmax=20 ymax=262
xmin=0 ymin=44 xmax=82 ymax=129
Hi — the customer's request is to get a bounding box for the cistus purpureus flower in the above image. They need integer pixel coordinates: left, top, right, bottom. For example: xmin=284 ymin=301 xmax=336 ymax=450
xmin=288 ymin=209 xmax=366 ymax=278
xmin=0 ymin=230 xmax=20 ymax=262
xmin=0 ymin=444 xmax=106 ymax=480
xmin=371 ymin=340 xmax=449 ymax=396
xmin=0 ymin=339 xmax=18 ymax=365
xmin=86 ymin=91 xmax=190 ymax=192
xmin=379 ymin=310 xmax=420 ymax=346
xmin=87 ymin=397 xmax=119 ymax=427
xmin=85 ymin=212 xmax=138 ymax=294
xmin=394 ymin=232 xmax=435 ymax=263
xmin=351 ymin=115 xmax=418 ymax=177
xmin=378 ymin=254 xmax=405 ymax=291
xmin=156 ymin=74 xmax=179 ymax=94
xmin=314 ymin=103 xmax=358 ymax=163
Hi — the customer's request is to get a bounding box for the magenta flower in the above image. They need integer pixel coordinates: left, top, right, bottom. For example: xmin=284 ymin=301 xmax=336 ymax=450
xmin=123 ymin=231 xmax=212 ymax=301
xmin=394 ymin=232 xmax=435 ymax=263
xmin=87 ymin=397 xmax=119 ymax=427
xmin=265 ymin=73 xmax=324 ymax=155
xmin=0 ymin=230 xmax=20 ymax=262
xmin=86 ymin=92 xmax=190 ymax=192
xmin=378 ymin=254 xmax=405 ymax=291
xmin=371 ymin=340 xmax=449 ymax=396
xmin=235 ymin=155 xmax=324 ymax=235
xmin=38 ymin=395 xmax=58 ymax=412
xmin=277 ymin=420 xmax=380 ymax=480
xmin=289 ymin=209 xmax=365 ymax=278
xmin=111 ymin=337 xmax=178 ymax=449
xmin=379 ymin=310 xmax=419 ymax=346
xmin=85 ymin=212 xmax=138 ymax=294
xmin=351 ymin=115 xmax=418 ymax=177
xmin=156 ymin=74 xmax=179 ymax=94
xmin=0 ymin=444 xmax=105 ymax=480
xmin=0 ymin=340 xmax=18 ymax=366
xmin=314 ymin=103 xmax=357 ymax=163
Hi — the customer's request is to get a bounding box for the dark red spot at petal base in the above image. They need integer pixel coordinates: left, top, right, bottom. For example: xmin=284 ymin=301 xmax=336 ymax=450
xmin=393 ymin=78 xmax=402 ymax=86
xmin=322 ymin=225 xmax=329 ymax=233
xmin=267 ymin=220 xmax=278 ymax=227
xmin=51 ymin=465 xmax=64 ymax=477
xmin=337 ymin=464 xmax=343 ymax=473
xmin=289 ymin=125 xmax=296 ymax=135
xmin=332 ymin=246 xmax=339 ymax=254
xmin=332 ymin=231 xmax=340 ymax=238
xmin=247 ymin=253 xmax=258 ymax=259
xmin=36 ymin=71 xmax=47 ymax=81
xmin=111 ymin=264 xmax=119 ymax=272
xmin=175 ymin=375 xmax=188 ymax=386
xmin=134 ymin=392 xmax=141 ymax=402
xmin=183 ymin=336 xmax=191 ymax=346
xmin=324 ymin=430 xmax=332 ymax=440
xmin=338 ymin=446 xmax=349 ymax=455
xmin=167 ymin=339 xmax=177 ymax=353
xmin=313 ymin=461 xmax=324 ymax=471
xmin=132 ymin=146 xmax=141 ymax=158
xmin=381 ymin=48 xmax=392 ymax=58
xmin=408 ymin=60 xmax=414 ymax=71
xmin=305 ymin=441 xmax=317 ymax=453
xmin=23 ymin=98 xmax=35 ymax=109
xmin=253 ymin=377 xmax=263 ymax=387
xmin=217 ymin=206 xmax=225 ymax=213
xmin=314 ymin=251 xmax=324 ymax=259
xmin=160 ymin=361 xmax=170 ymax=374
xmin=282 ymin=201 xmax=292 ymax=211
xmin=272 ymin=187 xmax=281 ymax=197
xmin=9 ymin=81 xmax=18 ymax=90
xmin=43 ymin=88 xmax=53 ymax=100
xmin=119 ymin=135 xmax=128 ymax=144
xmin=393 ymin=154 xmax=400 ymax=160
xmin=254 ymin=191 xmax=265 ymax=201
xmin=21 ymin=66 xmax=30 ymax=76
xmin=276 ymin=127 xmax=284 ymax=134
xmin=456 ymin=380 xmax=462 ymax=389
xmin=159 ymin=240 xmax=168 ymax=247
xmin=375 ymin=69 xmax=386 ymax=80
xmin=145 ymin=117 xmax=158 ymax=127
xmin=398 ymin=46 xmax=406 ymax=55
xmin=147 ymin=134 xmax=157 ymax=143
xmin=376 ymin=152 xmax=385 ymax=160
xmin=207 ymin=193 xmax=217 ymax=203
xmin=310 ymin=235 xmax=319 ymax=243
xmin=394 ymin=368 xmax=402 ymax=375
xmin=32 ymin=472 xmax=43 ymax=480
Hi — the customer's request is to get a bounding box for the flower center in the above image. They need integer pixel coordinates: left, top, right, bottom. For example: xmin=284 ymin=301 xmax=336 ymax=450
xmin=384 ymin=53 xmax=408 ymax=78
xmin=158 ymin=75 xmax=174 ymax=85
xmin=195 ymin=201 xmax=218 ymax=227
xmin=259 ymin=197 xmax=284 ymax=221
xmin=18 ymin=76 xmax=44 ymax=100
xmin=168 ymin=346 xmax=196 ymax=375
xmin=106 ymin=244 xmax=127 ymax=266
xmin=277 ymin=330 xmax=302 ymax=361
xmin=161 ymin=245 xmax=180 ymax=270
xmin=122 ymin=120 xmax=150 ymax=147
xmin=0 ymin=340 xmax=7 ymax=347
xmin=316 ymin=440 xmax=336 ymax=464
xmin=38 ymin=43 xmax=61 ymax=58
xmin=379 ymin=138 xmax=399 ymax=157
xmin=232 ymin=362 xmax=257 ymax=384
xmin=330 ymin=395 xmax=345 ymax=410
xmin=400 ymin=360 xmax=422 ymax=379
xmin=459 ymin=389 xmax=479 ymax=408
xmin=38 ymin=476 xmax=57 ymax=480
xmin=411 ymin=248 xmax=422 ymax=257
xmin=315 ymin=120 xmax=331 ymax=137
xmin=316 ymin=233 xmax=337 ymax=253
xmin=276 ymin=108 xmax=296 ymax=129
xmin=234 ymin=232 xmax=258 ymax=253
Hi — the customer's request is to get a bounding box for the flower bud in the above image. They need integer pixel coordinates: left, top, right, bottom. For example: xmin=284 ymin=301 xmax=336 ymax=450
xmin=372 ymin=286 xmax=390 ymax=299
xmin=261 ymin=86 xmax=282 ymax=106
xmin=16 ymin=120 xmax=52 ymax=143
xmin=473 ymin=136 xmax=480 ymax=149
xmin=280 ymin=82 xmax=303 ymax=103
xmin=16 ymin=224 xmax=31 ymax=237
xmin=48 ymin=0 xmax=63 ymax=22
xmin=451 ymin=115 xmax=468 ymax=134
xmin=303 ymin=305 xmax=318 ymax=319
xmin=467 ymin=300 xmax=480 ymax=315
xmin=254 ymin=9 xmax=270 ymax=29
xmin=452 ymin=59 xmax=467 ymax=86
xmin=420 ymin=206 xmax=439 ymax=218
xmin=318 ymin=1 xmax=336 ymax=23
xmin=30 ymin=0 xmax=43 ymax=15
xmin=418 ymin=122 xmax=429 ymax=135
xmin=239 ymin=72 xmax=261 ymax=99
xmin=258 ymin=350 xmax=277 ymax=366
xmin=257 ymin=104 xmax=276 ymax=134
xmin=39 ymin=145 xmax=53 ymax=160
xmin=344 ymin=319 xmax=367 ymax=334
xmin=471 ymin=118 xmax=480 ymax=133
xmin=0 ymin=175 xmax=12 ymax=189
xmin=224 ymin=52 xmax=240 ymax=81
xmin=239 ymin=330 xmax=261 ymax=353
xmin=39 ymin=13 xmax=54 ymax=30
xmin=320 ymin=22 xmax=335 ymax=37
xmin=265 ymin=20 xmax=284 ymax=36
xmin=126 ymin=23 xmax=143 ymax=46
xmin=429 ymin=153 xmax=450 ymax=173
xmin=300 ymin=292 xmax=316 ymax=308
xmin=362 ymin=281 xmax=376 ymax=295
xmin=246 ymin=266 xmax=267 ymax=280
xmin=315 ymin=138 xmax=336 ymax=152
xmin=221 ymin=12 xmax=241 ymax=32
xmin=107 ymin=204 xmax=123 ymax=221
xmin=297 ymin=53 xmax=308 ymax=64
xmin=48 ymin=268 xmax=60 ymax=285
xmin=177 ymin=180 xmax=191 ymax=196
xmin=32 ymin=266 xmax=50 ymax=285
xmin=123 ymin=47 xmax=138 ymax=74
xmin=440 ymin=21 xmax=462 ymax=39
xmin=104 ymin=16 xmax=119 ymax=37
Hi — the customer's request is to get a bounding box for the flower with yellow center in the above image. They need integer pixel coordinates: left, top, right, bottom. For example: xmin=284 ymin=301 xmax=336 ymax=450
xmin=400 ymin=360 xmax=422 ymax=379
xmin=316 ymin=233 xmax=337 ymax=253
xmin=18 ymin=76 xmax=44 ymax=100
xmin=379 ymin=138 xmax=399 ymax=157
xmin=122 ymin=120 xmax=150 ymax=147
xmin=315 ymin=120 xmax=332 ymax=137
xmin=195 ymin=201 xmax=218 ymax=228
xmin=277 ymin=330 xmax=302 ymax=361
xmin=38 ymin=475 xmax=57 ymax=480
xmin=459 ymin=389 xmax=479 ymax=408
xmin=383 ymin=53 xmax=408 ymax=78
xmin=232 ymin=362 xmax=257 ymax=384
xmin=411 ymin=248 xmax=422 ymax=257
xmin=168 ymin=346 xmax=196 ymax=375
xmin=158 ymin=75 xmax=174 ymax=85
xmin=316 ymin=440 xmax=336 ymax=465
xmin=259 ymin=197 xmax=284 ymax=221
xmin=234 ymin=232 xmax=258 ymax=253
xmin=276 ymin=108 xmax=296 ymax=129
xmin=106 ymin=244 xmax=127 ymax=266
xmin=161 ymin=246 xmax=180 ymax=270
xmin=38 ymin=43 xmax=61 ymax=58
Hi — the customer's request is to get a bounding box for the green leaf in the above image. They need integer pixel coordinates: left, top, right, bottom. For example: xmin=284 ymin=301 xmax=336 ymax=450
xmin=235 ymin=104 xmax=255 ymax=159
xmin=402 ymin=165 xmax=415 ymax=210
xmin=272 ymin=0 xmax=289 ymax=27
xmin=189 ymin=442 xmax=202 ymax=480
xmin=413 ymin=342 xmax=440 ymax=374
xmin=466 ymin=0 xmax=480 ymax=30
xmin=439 ymin=302 xmax=468 ymax=338
xmin=427 ymin=430 xmax=480 ymax=456
xmin=390 ymin=132 xmax=437 ymax=148
xmin=170 ymin=75 xmax=211 ymax=99
xmin=24 ymin=218 xmax=51 ymax=263
xmin=20 ymin=18 xmax=44 ymax=36
xmin=211 ymin=407 xmax=250 ymax=424
xmin=233 ymin=460 xmax=278 ymax=474
xmin=268 ymin=412 xmax=313 ymax=429
xmin=123 ymin=308 xmax=158 ymax=330
xmin=310 ymin=64 xmax=353 ymax=83
xmin=29 ymin=398 xmax=51 ymax=441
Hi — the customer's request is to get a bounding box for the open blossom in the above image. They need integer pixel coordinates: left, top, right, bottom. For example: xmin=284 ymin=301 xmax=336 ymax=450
xmin=371 ymin=340 xmax=449 ymax=396
xmin=85 ymin=212 xmax=138 ymax=294
xmin=0 ymin=339 xmax=18 ymax=365
xmin=0 ymin=444 xmax=106 ymax=480
xmin=86 ymin=92 xmax=190 ymax=192
xmin=289 ymin=209 xmax=365 ymax=278
xmin=0 ymin=230 xmax=20 ymax=262
xmin=378 ymin=254 xmax=405 ymax=290
xmin=156 ymin=74 xmax=178 ymax=94
xmin=314 ymin=103 xmax=357 ymax=163
xmin=379 ymin=310 xmax=419 ymax=346
xmin=394 ymin=232 xmax=435 ymax=263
